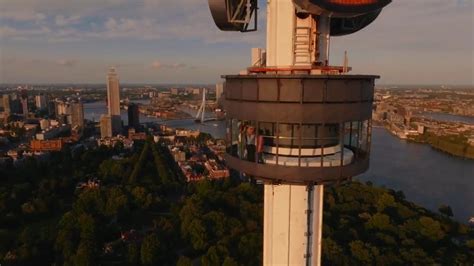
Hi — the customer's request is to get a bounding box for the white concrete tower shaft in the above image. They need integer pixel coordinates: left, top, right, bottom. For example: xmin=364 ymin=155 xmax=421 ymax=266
xmin=264 ymin=1 xmax=324 ymax=265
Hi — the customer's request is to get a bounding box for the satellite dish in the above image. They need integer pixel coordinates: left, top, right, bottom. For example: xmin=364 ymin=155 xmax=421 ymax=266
xmin=292 ymin=0 xmax=391 ymax=36
xmin=293 ymin=0 xmax=391 ymax=17
xmin=330 ymin=11 xmax=382 ymax=36
xmin=208 ymin=0 xmax=258 ymax=32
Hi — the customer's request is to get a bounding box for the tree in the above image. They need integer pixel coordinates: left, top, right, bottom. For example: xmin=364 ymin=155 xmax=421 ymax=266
xmin=177 ymin=256 xmax=193 ymax=266
xmin=222 ymin=257 xmax=238 ymax=266
xmin=73 ymin=241 xmax=95 ymax=266
xmin=322 ymin=238 xmax=347 ymax=265
xmin=131 ymin=186 xmax=152 ymax=209
xmin=400 ymin=248 xmax=434 ymax=265
xmin=104 ymin=187 xmax=129 ymax=217
xmin=78 ymin=213 xmax=96 ymax=242
xmin=99 ymin=159 xmax=125 ymax=183
xmin=467 ymin=240 xmax=474 ymax=250
xmin=419 ymin=216 xmax=445 ymax=241
xmin=438 ymin=204 xmax=454 ymax=218
xmin=349 ymin=241 xmax=373 ymax=264
xmin=366 ymin=213 xmax=392 ymax=231
xmin=55 ymin=212 xmax=78 ymax=261
xmin=127 ymin=243 xmax=140 ymax=265
xmin=238 ymin=233 xmax=261 ymax=264
xmin=19 ymin=226 xmax=35 ymax=245
xmin=376 ymin=193 xmax=395 ymax=212
xmin=141 ymin=233 xmax=162 ymax=265
xmin=186 ymin=219 xmax=208 ymax=251
xmin=200 ymin=246 xmax=221 ymax=266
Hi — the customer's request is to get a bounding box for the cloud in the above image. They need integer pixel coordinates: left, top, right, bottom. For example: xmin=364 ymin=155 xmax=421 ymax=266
xmin=151 ymin=60 xmax=161 ymax=69
xmin=0 ymin=10 xmax=46 ymax=22
xmin=1 ymin=57 xmax=79 ymax=67
xmin=0 ymin=0 xmax=472 ymax=85
xmin=0 ymin=0 xmax=265 ymax=44
xmin=55 ymin=15 xmax=81 ymax=26
xmin=102 ymin=17 xmax=159 ymax=39
xmin=150 ymin=60 xmax=188 ymax=70
xmin=0 ymin=26 xmax=51 ymax=39
xmin=170 ymin=63 xmax=186 ymax=68
xmin=56 ymin=59 xmax=78 ymax=67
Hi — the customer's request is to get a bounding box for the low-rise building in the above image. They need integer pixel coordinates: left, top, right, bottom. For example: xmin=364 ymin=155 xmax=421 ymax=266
xmin=128 ymin=128 xmax=147 ymax=140
xmin=170 ymin=147 xmax=186 ymax=162
xmin=153 ymin=135 xmax=175 ymax=143
xmin=31 ymin=139 xmax=64 ymax=151
xmin=7 ymin=149 xmax=22 ymax=160
xmin=176 ymin=128 xmax=200 ymax=138
xmin=98 ymin=136 xmax=134 ymax=149
xmin=205 ymin=159 xmax=230 ymax=179
xmin=36 ymin=125 xmax=70 ymax=140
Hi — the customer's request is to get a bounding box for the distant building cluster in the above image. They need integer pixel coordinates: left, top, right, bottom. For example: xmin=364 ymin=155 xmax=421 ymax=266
xmin=373 ymin=88 xmax=474 ymax=142
xmin=0 ymin=85 xmax=87 ymax=165
xmin=97 ymin=135 xmax=134 ymax=149
xmin=166 ymin=132 xmax=229 ymax=182
xmin=0 ymin=69 xmax=229 ymax=177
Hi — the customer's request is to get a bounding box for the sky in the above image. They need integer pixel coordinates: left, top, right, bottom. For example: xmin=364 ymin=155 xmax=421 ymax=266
xmin=0 ymin=0 xmax=473 ymax=85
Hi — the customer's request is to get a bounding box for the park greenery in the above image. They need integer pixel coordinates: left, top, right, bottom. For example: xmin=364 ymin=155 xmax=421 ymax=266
xmin=0 ymin=137 xmax=473 ymax=265
xmin=410 ymin=132 xmax=474 ymax=159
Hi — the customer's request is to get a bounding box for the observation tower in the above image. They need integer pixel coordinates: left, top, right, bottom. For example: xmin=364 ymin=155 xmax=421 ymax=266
xmin=208 ymin=0 xmax=391 ymax=265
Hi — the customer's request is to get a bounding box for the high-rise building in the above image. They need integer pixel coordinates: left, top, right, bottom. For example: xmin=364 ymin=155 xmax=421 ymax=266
xmin=20 ymin=89 xmax=28 ymax=115
xmin=35 ymin=94 xmax=48 ymax=110
xmin=71 ymin=102 xmax=84 ymax=130
xmin=100 ymin=115 xmax=112 ymax=138
xmin=10 ymin=98 xmax=22 ymax=114
xmin=21 ymin=98 xmax=28 ymax=115
xmin=215 ymin=83 xmax=224 ymax=103
xmin=111 ymin=116 xmax=122 ymax=135
xmin=56 ymin=114 xmax=68 ymax=125
xmin=48 ymin=100 xmax=56 ymax=117
xmin=107 ymin=67 xmax=122 ymax=135
xmin=2 ymin=95 xmax=11 ymax=114
xmin=56 ymin=101 xmax=71 ymax=116
xmin=127 ymin=103 xmax=140 ymax=130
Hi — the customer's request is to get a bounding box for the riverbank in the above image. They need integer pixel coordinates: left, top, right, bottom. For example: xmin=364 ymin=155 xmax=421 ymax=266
xmin=420 ymin=112 xmax=474 ymax=124
xmin=379 ymin=121 xmax=474 ymax=160
xmin=408 ymin=133 xmax=474 ymax=160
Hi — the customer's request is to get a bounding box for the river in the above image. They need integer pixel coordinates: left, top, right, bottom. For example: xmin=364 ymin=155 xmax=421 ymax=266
xmin=83 ymin=100 xmax=226 ymax=138
xmin=421 ymin=112 xmax=474 ymax=124
xmin=360 ymin=127 xmax=473 ymax=222
xmin=84 ymin=102 xmax=474 ymax=222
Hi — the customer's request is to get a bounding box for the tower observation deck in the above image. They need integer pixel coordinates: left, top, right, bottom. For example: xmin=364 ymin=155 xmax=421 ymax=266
xmin=208 ymin=0 xmax=391 ymax=265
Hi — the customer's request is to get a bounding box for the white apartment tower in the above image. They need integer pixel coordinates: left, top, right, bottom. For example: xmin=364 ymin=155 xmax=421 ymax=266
xmin=215 ymin=83 xmax=224 ymax=103
xmin=100 ymin=114 xmax=112 ymax=138
xmin=35 ymin=94 xmax=48 ymax=110
xmin=71 ymin=102 xmax=84 ymax=130
xmin=107 ymin=67 xmax=122 ymax=135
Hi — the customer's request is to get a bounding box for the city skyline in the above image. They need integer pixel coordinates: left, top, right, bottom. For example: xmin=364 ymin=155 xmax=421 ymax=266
xmin=0 ymin=0 xmax=472 ymax=85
